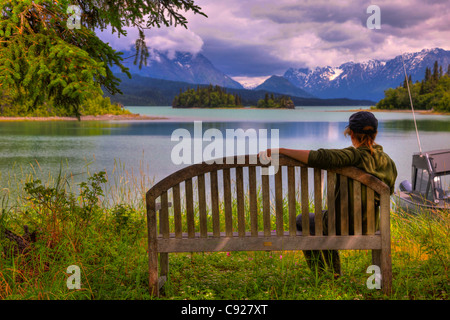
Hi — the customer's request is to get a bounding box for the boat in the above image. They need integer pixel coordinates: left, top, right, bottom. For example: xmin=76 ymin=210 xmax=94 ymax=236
xmin=395 ymin=149 xmax=450 ymax=213
xmin=393 ymin=54 xmax=449 ymax=214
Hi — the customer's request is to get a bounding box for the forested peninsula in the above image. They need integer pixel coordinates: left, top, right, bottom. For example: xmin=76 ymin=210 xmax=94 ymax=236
xmin=172 ymin=85 xmax=295 ymax=109
xmin=376 ymin=61 xmax=450 ymax=113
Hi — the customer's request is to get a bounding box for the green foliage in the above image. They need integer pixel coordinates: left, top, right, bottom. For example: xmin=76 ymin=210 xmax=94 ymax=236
xmin=0 ymin=0 xmax=205 ymax=117
xmin=172 ymin=85 xmax=296 ymax=109
xmin=256 ymin=93 xmax=295 ymax=109
xmin=22 ymin=170 xmax=107 ymax=232
xmin=0 ymin=92 xmax=130 ymax=117
xmin=376 ymin=61 xmax=450 ymax=112
xmin=173 ymin=84 xmax=243 ymax=108
xmin=0 ymin=167 xmax=448 ymax=299
xmin=0 ymin=168 xmax=151 ymax=299
xmin=78 ymin=171 xmax=107 ymax=224
xmin=81 ymin=96 xmax=131 ymax=116
xmin=110 ymin=204 xmax=144 ymax=243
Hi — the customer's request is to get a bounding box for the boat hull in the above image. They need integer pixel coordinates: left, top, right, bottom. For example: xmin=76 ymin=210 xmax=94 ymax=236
xmin=393 ymin=191 xmax=449 ymax=214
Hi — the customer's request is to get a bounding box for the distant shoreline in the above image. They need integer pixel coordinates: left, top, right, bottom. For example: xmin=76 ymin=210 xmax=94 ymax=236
xmin=341 ymin=108 xmax=450 ymax=115
xmin=0 ymin=113 xmax=168 ymax=122
xmin=1 ymin=108 xmax=448 ymax=122
xmin=172 ymin=106 xmax=294 ymax=110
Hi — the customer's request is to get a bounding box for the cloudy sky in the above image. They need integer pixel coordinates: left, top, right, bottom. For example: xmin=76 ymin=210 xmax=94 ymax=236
xmin=98 ymin=0 xmax=450 ymax=87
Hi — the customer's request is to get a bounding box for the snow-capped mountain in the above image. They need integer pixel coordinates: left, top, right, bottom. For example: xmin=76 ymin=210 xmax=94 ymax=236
xmin=284 ymin=48 xmax=450 ymax=101
xmin=115 ymin=48 xmax=244 ymax=89
xmin=254 ymin=75 xmax=315 ymax=98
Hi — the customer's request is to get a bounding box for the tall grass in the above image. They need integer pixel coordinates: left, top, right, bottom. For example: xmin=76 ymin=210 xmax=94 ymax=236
xmin=0 ymin=165 xmax=448 ymax=300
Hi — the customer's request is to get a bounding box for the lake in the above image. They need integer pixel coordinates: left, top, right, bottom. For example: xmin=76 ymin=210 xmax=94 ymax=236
xmin=1 ymin=106 xmax=449 ymax=204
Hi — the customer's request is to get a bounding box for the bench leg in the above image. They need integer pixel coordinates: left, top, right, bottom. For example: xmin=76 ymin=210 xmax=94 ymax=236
xmin=159 ymin=253 xmax=169 ymax=294
xmin=149 ymin=249 xmax=159 ymax=297
xmin=380 ymin=249 xmax=392 ymax=295
xmin=381 ymin=251 xmax=392 ymax=295
xmin=372 ymin=249 xmax=392 ymax=295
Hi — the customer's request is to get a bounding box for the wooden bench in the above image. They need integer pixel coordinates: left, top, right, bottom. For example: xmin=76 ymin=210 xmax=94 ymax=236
xmin=146 ymin=154 xmax=392 ymax=296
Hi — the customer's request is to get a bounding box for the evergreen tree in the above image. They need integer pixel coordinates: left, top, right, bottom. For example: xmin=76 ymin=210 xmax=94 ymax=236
xmin=256 ymin=94 xmax=294 ymax=109
xmin=432 ymin=60 xmax=439 ymax=82
xmin=419 ymin=80 xmax=425 ymax=95
xmin=0 ymin=0 xmax=206 ymax=117
xmin=403 ymin=74 xmax=412 ymax=89
xmin=173 ymin=85 xmax=240 ymax=108
xmin=377 ymin=61 xmax=450 ymax=113
xmin=425 ymin=67 xmax=432 ymax=82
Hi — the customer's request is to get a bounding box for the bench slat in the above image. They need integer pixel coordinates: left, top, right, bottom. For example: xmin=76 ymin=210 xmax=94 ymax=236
xmin=314 ymin=168 xmax=323 ymax=236
xmin=236 ymin=167 xmax=245 ymax=237
xmin=198 ymin=173 xmax=208 ymax=238
xmin=340 ymin=175 xmax=349 ymax=236
xmin=173 ymin=184 xmax=182 ymax=239
xmin=353 ymin=180 xmax=362 ymax=236
xmin=262 ymin=171 xmax=271 ymax=237
xmin=288 ymin=166 xmax=297 ymax=236
xmin=223 ymin=168 xmax=233 ymax=237
xmin=249 ymin=166 xmax=258 ymax=237
xmin=157 ymin=234 xmax=382 ymax=252
xmin=185 ymin=178 xmax=195 ymax=238
xmin=160 ymin=191 xmax=170 ymax=239
xmin=210 ymin=171 xmax=220 ymax=238
xmin=367 ymin=188 xmax=375 ymax=235
xmin=301 ymin=167 xmax=309 ymax=236
xmin=157 ymin=230 xmax=381 ymax=240
xmin=327 ymin=171 xmax=336 ymax=236
xmin=275 ymin=167 xmax=284 ymax=237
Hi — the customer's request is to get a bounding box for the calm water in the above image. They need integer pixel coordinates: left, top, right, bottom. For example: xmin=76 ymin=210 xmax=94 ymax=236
xmin=1 ymin=106 xmax=449 ymax=200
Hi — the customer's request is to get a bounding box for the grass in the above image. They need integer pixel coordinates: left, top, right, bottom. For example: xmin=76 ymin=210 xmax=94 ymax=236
xmin=0 ymin=165 xmax=448 ymax=300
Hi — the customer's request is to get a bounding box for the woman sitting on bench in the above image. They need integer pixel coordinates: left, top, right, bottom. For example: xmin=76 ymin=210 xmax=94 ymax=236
xmin=259 ymin=111 xmax=398 ymax=276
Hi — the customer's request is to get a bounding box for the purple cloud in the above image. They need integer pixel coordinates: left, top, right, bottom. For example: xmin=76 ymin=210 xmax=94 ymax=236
xmin=96 ymin=0 xmax=450 ymax=83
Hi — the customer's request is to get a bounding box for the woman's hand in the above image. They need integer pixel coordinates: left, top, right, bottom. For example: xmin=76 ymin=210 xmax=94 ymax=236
xmin=259 ymin=148 xmax=310 ymax=164
xmin=258 ymin=148 xmax=280 ymax=162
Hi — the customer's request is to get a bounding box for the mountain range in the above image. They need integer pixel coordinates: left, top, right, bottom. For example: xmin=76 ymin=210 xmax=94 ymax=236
xmin=106 ymin=73 xmax=374 ymax=107
xmin=109 ymin=47 xmax=450 ymax=105
xmin=113 ymin=49 xmax=243 ymax=89
xmin=283 ymin=48 xmax=450 ymax=101
xmin=253 ymin=75 xmax=315 ymax=98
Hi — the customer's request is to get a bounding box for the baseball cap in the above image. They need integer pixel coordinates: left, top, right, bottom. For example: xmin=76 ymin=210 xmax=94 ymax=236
xmin=347 ymin=111 xmax=378 ymax=134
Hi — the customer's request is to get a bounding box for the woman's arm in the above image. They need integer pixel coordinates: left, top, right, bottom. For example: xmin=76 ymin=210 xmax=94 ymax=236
xmin=259 ymin=148 xmax=310 ymax=164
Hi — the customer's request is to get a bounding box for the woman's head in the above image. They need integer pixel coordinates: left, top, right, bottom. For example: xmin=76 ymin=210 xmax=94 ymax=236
xmin=344 ymin=111 xmax=378 ymax=152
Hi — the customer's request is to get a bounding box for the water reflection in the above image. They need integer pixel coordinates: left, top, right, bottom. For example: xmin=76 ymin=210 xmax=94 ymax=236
xmin=383 ymin=119 xmax=450 ymax=132
xmin=1 ymin=110 xmax=449 ymax=202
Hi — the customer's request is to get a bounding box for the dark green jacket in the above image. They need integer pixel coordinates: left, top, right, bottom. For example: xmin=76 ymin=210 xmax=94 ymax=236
xmin=307 ymin=144 xmax=397 ymax=235
xmin=308 ymin=144 xmax=397 ymax=195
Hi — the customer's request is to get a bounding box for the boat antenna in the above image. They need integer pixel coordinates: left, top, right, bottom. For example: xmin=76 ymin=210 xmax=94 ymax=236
xmin=401 ymin=52 xmax=423 ymax=155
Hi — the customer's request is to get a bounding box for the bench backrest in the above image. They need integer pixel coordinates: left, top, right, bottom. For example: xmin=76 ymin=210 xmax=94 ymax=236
xmin=146 ymin=154 xmax=391 ymax=252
